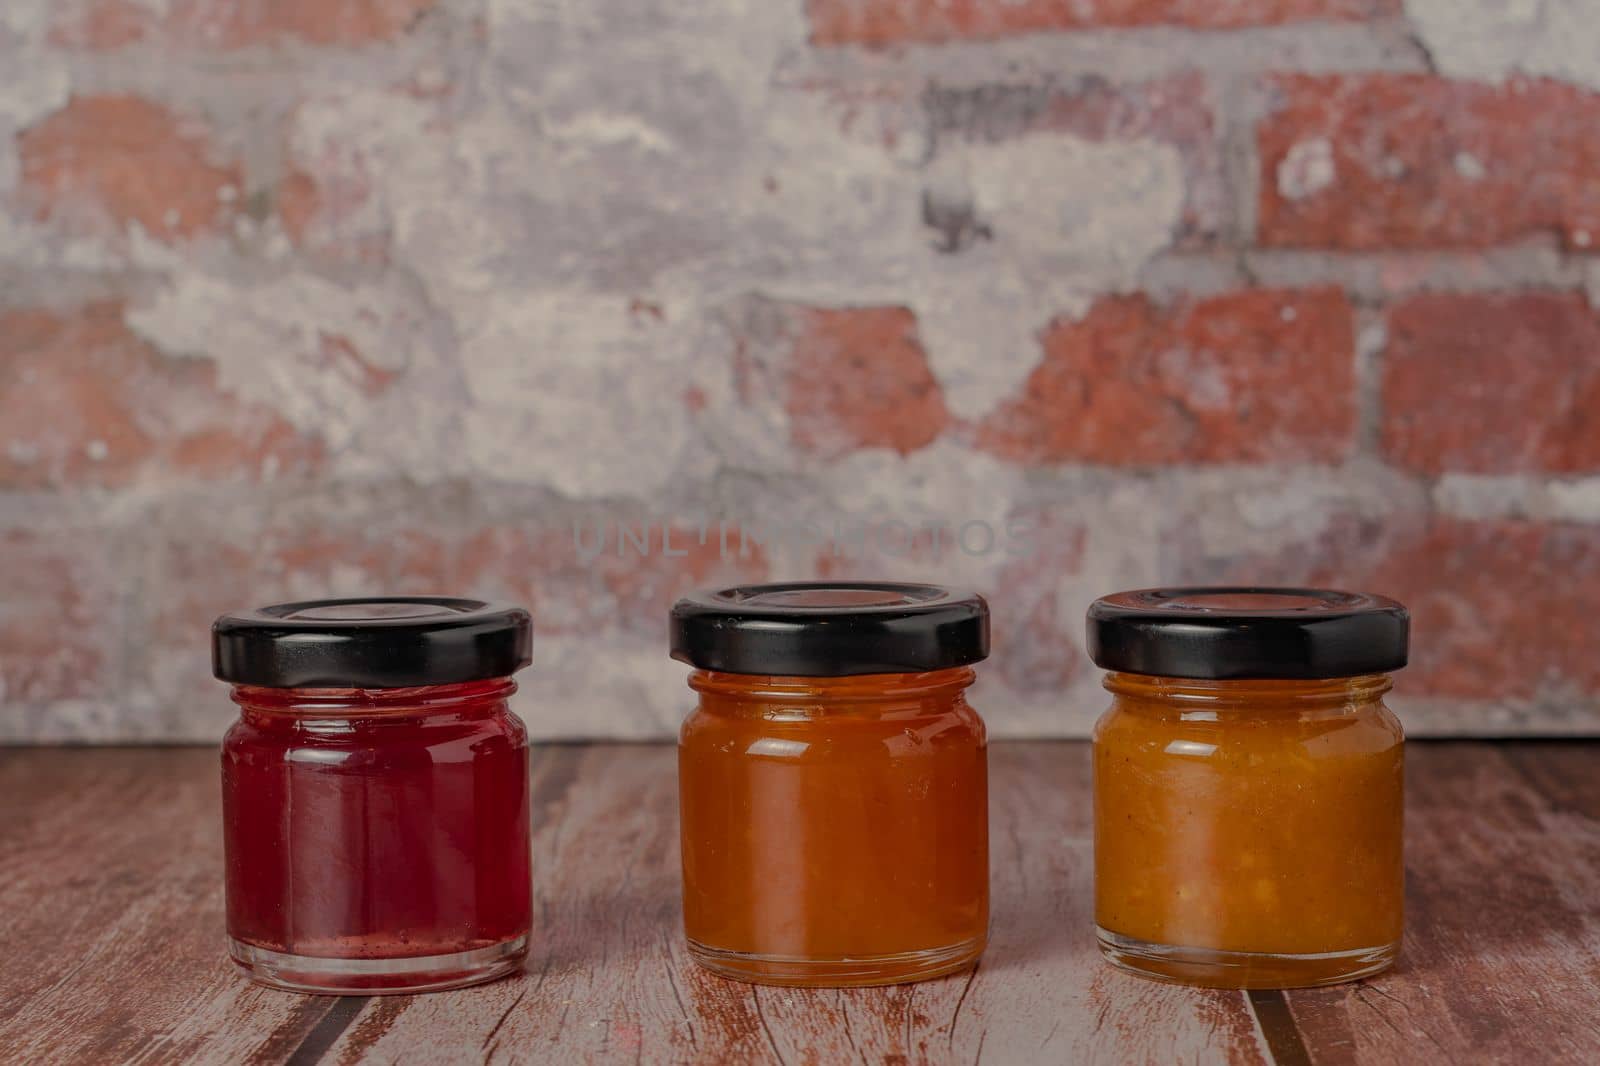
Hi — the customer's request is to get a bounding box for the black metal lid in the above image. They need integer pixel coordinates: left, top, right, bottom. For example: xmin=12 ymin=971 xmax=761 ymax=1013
xmin=212 ymin=597 xmax=533 ymax=688
xmin=670 ymin=582 xmax=989 ymax=677
xmin=1087 ymin=587 xmax=1408 ymax=680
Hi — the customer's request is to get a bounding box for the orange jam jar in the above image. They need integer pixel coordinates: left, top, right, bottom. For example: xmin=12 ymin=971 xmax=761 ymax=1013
xmin=671 ymin=582 xmax=990 ymax=986
xmin=1089 ymin=588 xmax=1408 ymax=989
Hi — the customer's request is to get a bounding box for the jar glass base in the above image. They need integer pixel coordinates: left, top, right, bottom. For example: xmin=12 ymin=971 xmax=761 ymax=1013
xmin=228 ymin=934 xmax=529 ymax=995
xmin=686 ymin=935 xmax=984 ymax=987
xmin=1096 ymin=927 xmax=1397 ymax=989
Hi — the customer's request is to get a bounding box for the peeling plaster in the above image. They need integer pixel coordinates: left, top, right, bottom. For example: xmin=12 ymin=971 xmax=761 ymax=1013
xmin=284 ymin=0 xmax=1184 ymax=464
xmin=0 ymin=2 xmax=70 ymax=205
xmin=0 ymin=0 xmax=53 ymax=40
xmin=127 ymin=273 xmax=431 ymax=457
xmin=1277 ymin=138 xmax=1336 ymax=201
xmin=458 ymin=290 xmax=701 ymax=496
xmin=1406 ymin=0 xmax=1600 ymax=92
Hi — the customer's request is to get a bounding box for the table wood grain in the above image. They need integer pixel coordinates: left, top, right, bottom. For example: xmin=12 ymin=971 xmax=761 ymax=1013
xmin=1 ymin=742 xmax=1597 ymax=1065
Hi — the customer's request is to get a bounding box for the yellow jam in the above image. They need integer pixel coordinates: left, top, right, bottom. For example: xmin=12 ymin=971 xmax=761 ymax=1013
xmin=1094 ymin=672 xmax=1403 ymax=988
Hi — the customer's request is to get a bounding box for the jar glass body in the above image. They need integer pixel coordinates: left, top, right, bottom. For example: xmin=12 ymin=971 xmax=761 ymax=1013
xmin=1093 ymin=672 xmax=1403 ymax=989
xmin=678 ymin=667 xmax=988 ymax=986
xmin=221 ymin=678 xmax=532 ymax=994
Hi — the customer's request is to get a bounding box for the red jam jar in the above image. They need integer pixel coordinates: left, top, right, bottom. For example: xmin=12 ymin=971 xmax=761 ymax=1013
xmin=213 ymin=598 xmax=534 ymax=995
xmin=671 ymin=582 xmax=991 ymax=986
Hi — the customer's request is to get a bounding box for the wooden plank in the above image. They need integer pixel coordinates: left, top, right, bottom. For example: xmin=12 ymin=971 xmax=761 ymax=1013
xmin=0 ymin=748 xmax=344 ymax=1065
xmin=7 ymin=741 xmax=1598 ymax=1064
xmin=324 ymin=742 xmax=1270 ymax=1065
xmin=1498 ymin=741 xmax=1600 ymax=815
xmin=1280 ymin=742 xmax=1600 ymax=1064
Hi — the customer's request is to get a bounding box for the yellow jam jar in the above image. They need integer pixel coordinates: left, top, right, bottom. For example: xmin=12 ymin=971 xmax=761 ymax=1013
xmin=1089 ymin=587 xmax=1408 ymax=989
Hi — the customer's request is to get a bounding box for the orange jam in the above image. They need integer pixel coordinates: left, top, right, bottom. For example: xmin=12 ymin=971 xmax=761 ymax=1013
xmin=671 ymin=583 xmax=990 ymax=986
xmin=1087 ymin=588 xmax=1409 ymax=989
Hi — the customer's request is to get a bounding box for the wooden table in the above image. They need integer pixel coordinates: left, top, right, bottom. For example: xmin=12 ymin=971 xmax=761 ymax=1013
xmin=3 ymin=742 xmax=1598 ymax=1065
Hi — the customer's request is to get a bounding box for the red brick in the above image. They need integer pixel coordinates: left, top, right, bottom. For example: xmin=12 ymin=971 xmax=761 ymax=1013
xmin=18 ymin=96 xmax=239 ymax=243
xmin=985 ymin=508 xmax=1087 ymax=693
xmin=453 ymin=520 xmax=769 ymax=637
xmin=141 ymin=512 xmax=770 ymax=707
xmin=592 ymin=522 xmax=771 ymax=633
xmin=788 ymin=307 xmax=949 ymax=458
xmin=1383 ymin=292 xmax=1600 ymax=475
xmin=975 ymin=288 xmax=1355 ymax=465
xmin=277 ymin=171 xmax=321 ymax=246
xmin=808 ymin=0 xmax=1395 ymax=45
xmin=0 ymin=303 xmax=321 ymax=488
xmin=1259 ymin=75 xmax=1600 ymax=250
xmin=0 ymin=529 xmax=115 ymax=705
xmin=53 ymin=0 xmax=437 ymax=50
xmin=732 ymin=305 xmax=951 ymax=460
xmin=1187 ymin=515 xmax=1600 ymax=701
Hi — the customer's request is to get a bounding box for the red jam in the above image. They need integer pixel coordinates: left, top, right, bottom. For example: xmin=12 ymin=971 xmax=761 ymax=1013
xmin=213 ymin=598 xmax=534 ymax=994
xmin=222 ymin=681 xmax=531 ymax=993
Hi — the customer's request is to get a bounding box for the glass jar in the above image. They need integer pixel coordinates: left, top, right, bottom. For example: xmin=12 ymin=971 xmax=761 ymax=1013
xmin=1088 ymin=588 xmax=1408 ymax=989
xmin=671 ymin=583 xmax=990 ymax=986
xmin=213 ymin=598 xmax=533 ymax=994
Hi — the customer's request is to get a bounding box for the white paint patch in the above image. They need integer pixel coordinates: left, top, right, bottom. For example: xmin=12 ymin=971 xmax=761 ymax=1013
xmin=920 ymin=135 xmax=1183 ymax=418
xmin=1432 ymin=474 xmax=1536 ymax=519
xmin=0 ymin=0 xmax=53 ymax=39
xmin=127 ymin=273 xmax=428 ymax=456
xmin=822 ymin=440 xmax=1024 ymax=528
xmin=1547 ymin=478 xmax=1600 ymax=521
xmin=1406 ymin=0 xmax=1600 ymax=92
xmin=0 ymin=62 xmax=68 ymax=131
xmin=286 ymin=91 xmax=435 ymax=251
xmin=546 ymin=112 xmax=678 ymax=155
xmin=1453 ymin=151 xmax=1488 ymax=181
xmin=457 ymin=290 xmax=698 ymax=497
xmin=1277 ymin=138 xmax=1336 ymax=200
xmin=0 ymin=1 xmax=70 ymax=218
xmin=516 ymin=635 xmax=692 ymax=739
xmin=1437 ymin=473 xmax=1600 ymax=522
xmin=1176 ymin=465 xmax=1421 ymax=553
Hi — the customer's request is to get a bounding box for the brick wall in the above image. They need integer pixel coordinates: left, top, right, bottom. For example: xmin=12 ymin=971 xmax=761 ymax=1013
xmin=3 ymin=0 xmax=1598 ymax=740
